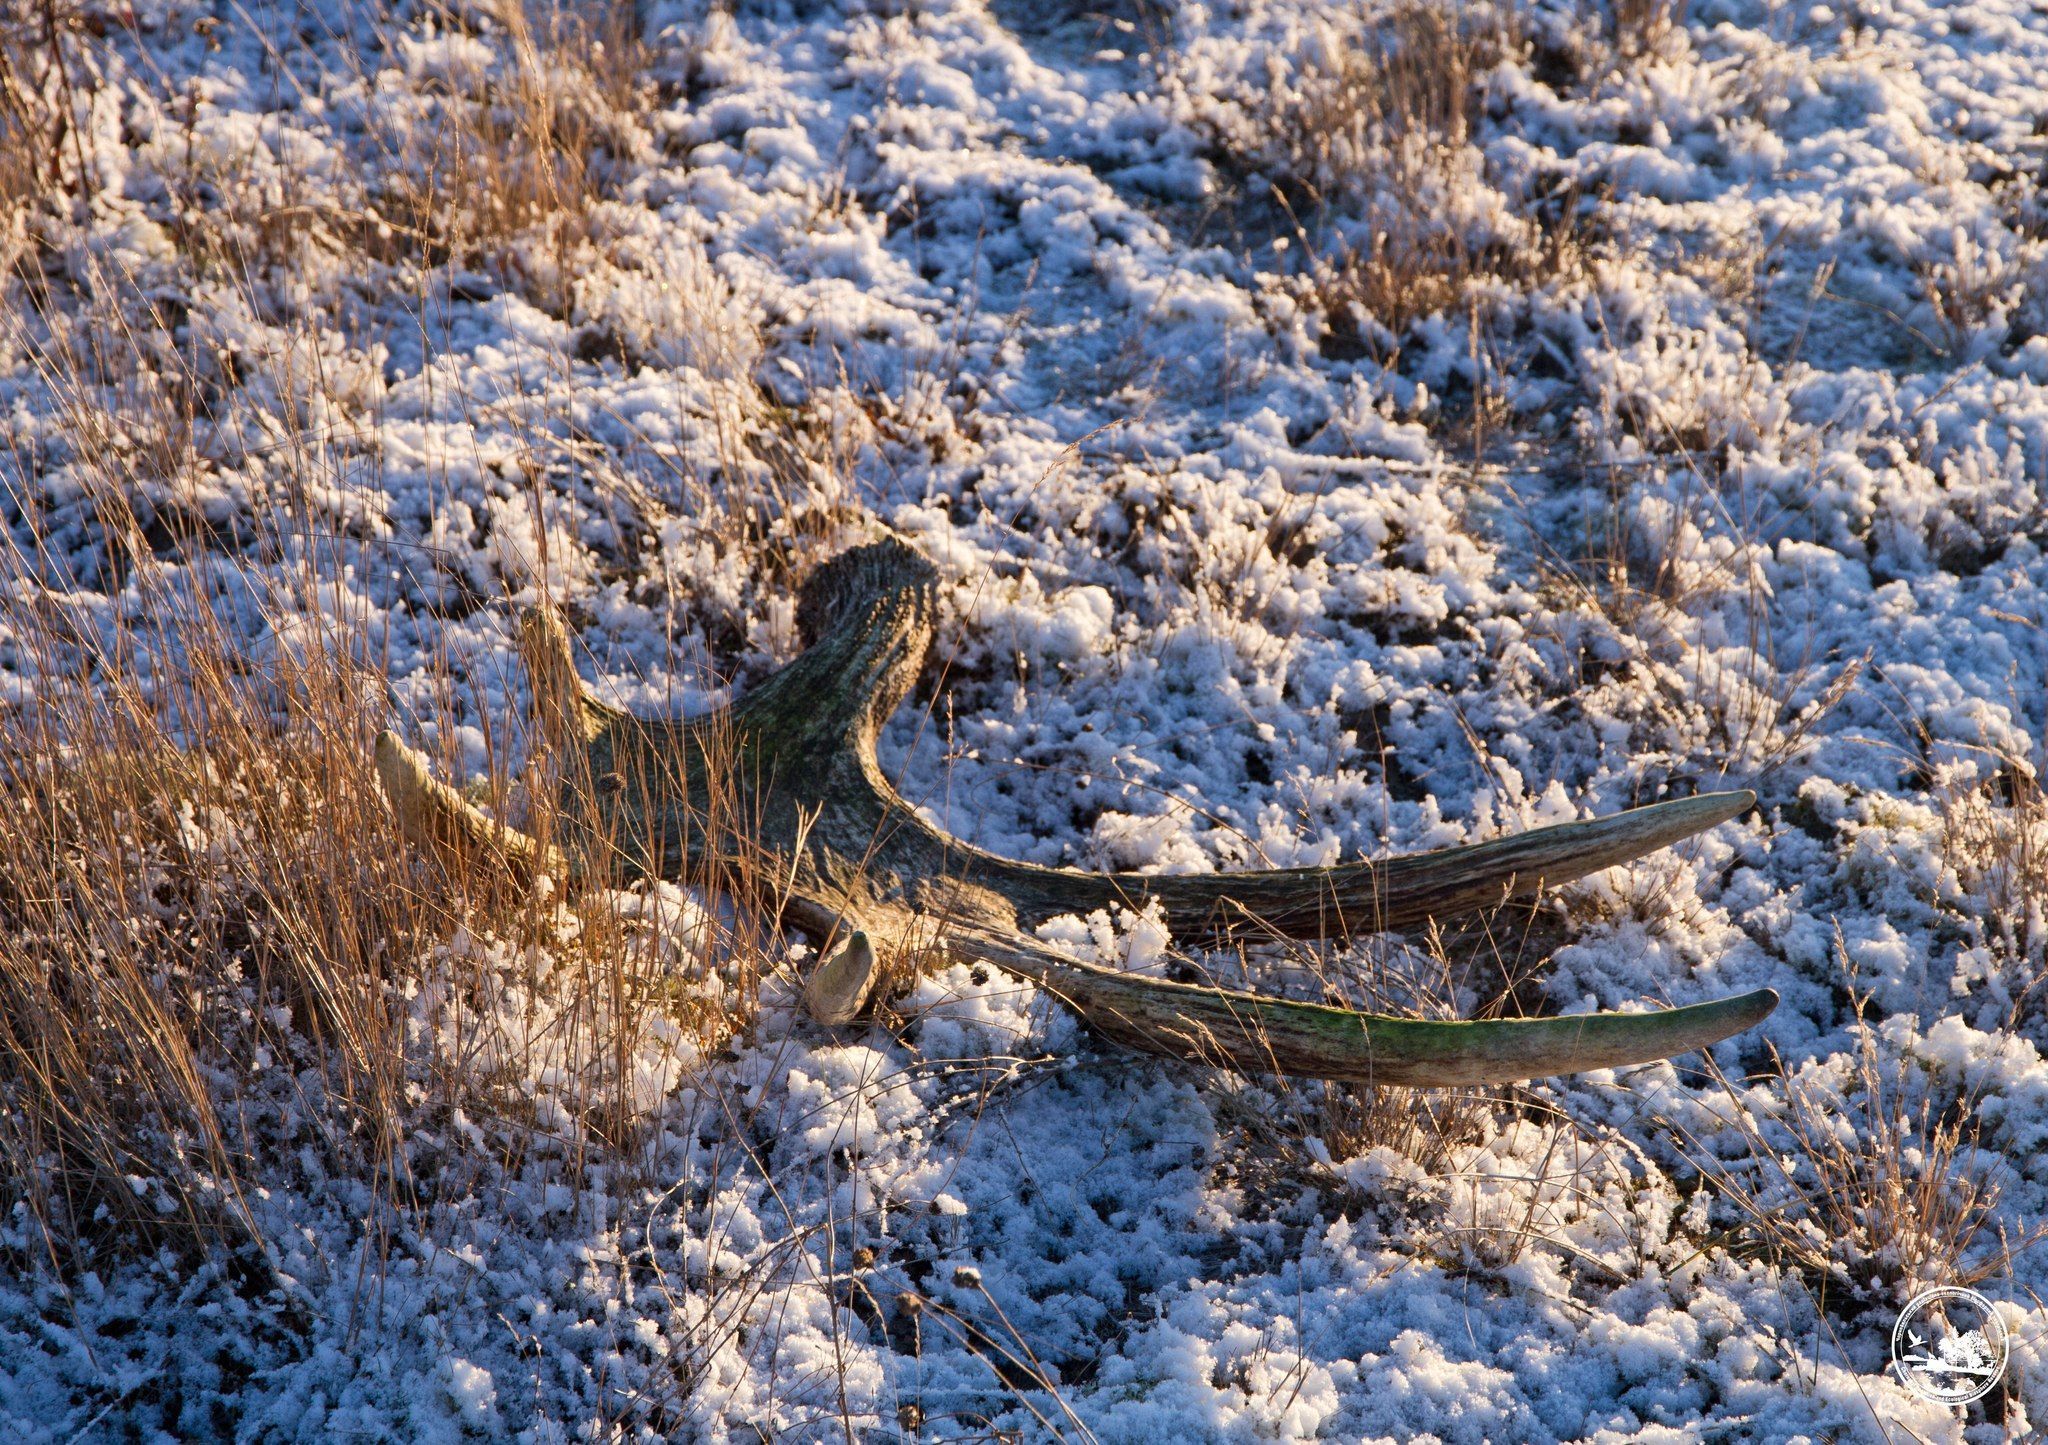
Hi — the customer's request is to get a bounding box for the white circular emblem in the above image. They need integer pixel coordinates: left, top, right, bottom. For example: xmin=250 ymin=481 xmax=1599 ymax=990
xmin=1891 ymin=1286 xmax=2009 ymax=1405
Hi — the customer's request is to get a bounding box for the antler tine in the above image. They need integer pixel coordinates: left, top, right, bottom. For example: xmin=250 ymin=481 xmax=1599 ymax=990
xmin=374 ymin=729 xmax=565 ymax=879
xmin=371 ymin=605 xmax=618 ymax=882
xmin=1090 ymin=980 xmax=1781 ymax=1088
xmin=934 ymin=925 xmax=1777 ymax=1086
xmin=517 ymin=602 xmax=620 ymax=757
xmin=805 ymin=929 xmax=880 ymax=1025
xmin=980 ymin=788 xmax=1757 ymax=942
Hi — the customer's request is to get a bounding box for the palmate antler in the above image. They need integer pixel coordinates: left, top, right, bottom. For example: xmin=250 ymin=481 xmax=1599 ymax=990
xmin=376 ymin=537 xmax=1776 ymax=1087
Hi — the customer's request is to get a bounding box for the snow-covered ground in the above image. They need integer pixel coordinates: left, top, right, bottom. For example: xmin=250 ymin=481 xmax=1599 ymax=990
xmin=4 ymin=0 xmax=2048 ymax=1436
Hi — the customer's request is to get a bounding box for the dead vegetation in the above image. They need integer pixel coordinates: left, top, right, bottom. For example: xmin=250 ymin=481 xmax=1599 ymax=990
xmin=1216 ymin=908 xmax=1603 ymax=1251
xmin=1665 ymin=987 xmax=2045 ymax=1317
xmin=1277 ymin=5 xmax=1542 ymax=358
xmin=1603 ymin=0 xmax=1688 ymax=61
xmin=364 ymin=0 xmax=656 ymax=304
xmin=0 ymin=560 xmax=422 ymax=1260
xmin=0 ymin=0 xmax=91 ymax=273
xmin=0 ymin=356 xmax=764 ymax=1269
xmin=0 ymin=3 xmax=777 ymax=1270
xmin=1935 ymin=749 xmax=2048 ymax=1033
xmin=1913 ymin=226 xmax=2035 ymax=361
xmin=1224 ymin=931 xmax=1504 ymax=1207
xmin=1204 ymin=0 xmax=1588 ymax=366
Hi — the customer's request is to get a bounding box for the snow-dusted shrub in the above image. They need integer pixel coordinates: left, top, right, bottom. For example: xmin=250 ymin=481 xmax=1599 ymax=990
xmin=1669 ymin=1009 xmax=2044 ymax=1313
xmin=362 ymin=0 xmax=656 ymax=301
xmin=1935 ymin=756 xmax=2048 ymax=1037
xmin=1172 ymin=0 xmax=1585 ymax=364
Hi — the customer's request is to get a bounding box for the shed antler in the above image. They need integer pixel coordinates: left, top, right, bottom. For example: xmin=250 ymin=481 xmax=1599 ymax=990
xmin=377 ymin=537 xmax=1775 ymax=1086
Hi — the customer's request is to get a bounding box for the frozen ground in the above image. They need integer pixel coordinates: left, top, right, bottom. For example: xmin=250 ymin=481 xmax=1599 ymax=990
xmin=2 ymin=0 xmax=2048 ymax=1437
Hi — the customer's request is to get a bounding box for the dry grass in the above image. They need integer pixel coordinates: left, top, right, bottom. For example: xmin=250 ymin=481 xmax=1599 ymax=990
xmin=855 ymin=1265 xmax=1105 ymax=1443
xmin=364 ymin=0 xmax=653 ymax=305
xmin=1216 ymin=920 xmax=1538 ymax=1223
xmin=1934 ymin=750 xmax=2048 ymax=1030
xmin=0 ymin=0 xmax=86 ymax=276
xmin=1605 ymin=0 xmax=1688 ymax=61
xmin=0 ymin=277 xmax=419 ymax=1255
xmin=1914 ymin=227 xmax=2033 ymax=361
xmin=1950 ymin=767 xmax=2048 ymax=975
xmin=1237 ymin=0 xmax=1586 ymax=365
xmin=1263 ymin=1 xmax=1517 ymax=210
xmin=0 ymin=375 xmax=700 ymax=1273
xmin=1504 ymin=457 xmax=1870 ymax=791
xmin=1664 ymin=993 xmax=2044 ymax=1317
xmin=0 ymin=558 xmax=422 ymax=1259
xmin=0 ymin=515 xmax=771 ymax=1271
xmin=0 ymin=77 xmax=780 ymax=1276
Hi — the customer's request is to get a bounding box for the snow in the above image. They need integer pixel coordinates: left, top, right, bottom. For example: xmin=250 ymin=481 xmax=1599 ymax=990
xmin=4 ymin=0 xmax=2048 ymax=1437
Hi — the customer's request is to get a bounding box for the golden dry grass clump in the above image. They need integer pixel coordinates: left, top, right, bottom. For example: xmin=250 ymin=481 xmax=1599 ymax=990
xmin=0 ymin=435 xmax=759 ymax=1267
xmin=0 ymin=0 xmax=771 ymax=1271
xmin=364 ymin=0 xmax=656 ymax=294
xmin=1192 ymin=0 xmax=1587 ymax=364
xmin=1665 ymin=993 xmax=2046 ymax=1317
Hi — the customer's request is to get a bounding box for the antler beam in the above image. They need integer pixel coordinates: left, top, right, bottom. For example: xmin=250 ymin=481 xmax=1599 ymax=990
xmin=376 ymin=536 xmax=1775 ymax=1085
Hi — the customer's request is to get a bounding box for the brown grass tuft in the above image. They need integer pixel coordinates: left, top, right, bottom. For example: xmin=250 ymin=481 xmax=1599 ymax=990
xmin=365 ymin=0 xmax=653 ymax=301
xmin=0 ymin=577 xmax=412 ymax=1260
xmin=1235 ymin=0 xmax=1586 ymax=364
xmin=0 ymin=0 xmax=90 ymax=276
xmin=0 ymin=262 xmax=773 ymax=1272
xmin=1665 ymin=993 xmax=2045 ymax=1315
xmin=1605 ymin=0 xmax=1688 ymax=61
